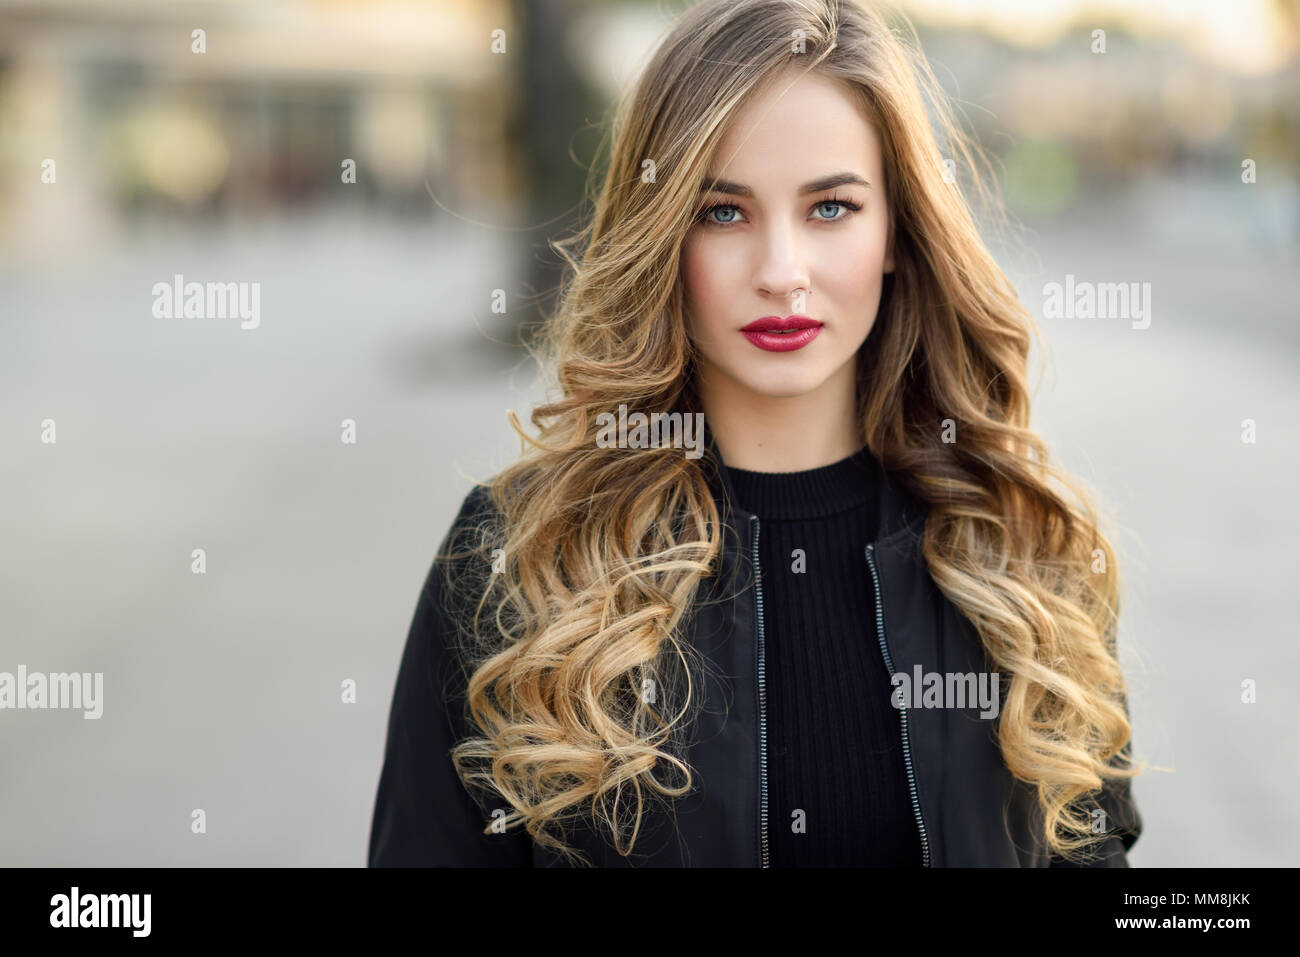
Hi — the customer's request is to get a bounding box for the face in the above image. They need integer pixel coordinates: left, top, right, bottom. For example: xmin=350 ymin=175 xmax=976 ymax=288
xmin=681 ymin=70 xmax=894 ymax=402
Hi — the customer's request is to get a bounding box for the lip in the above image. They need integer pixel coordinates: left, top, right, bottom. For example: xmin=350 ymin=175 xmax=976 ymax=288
xmin=741 ymin=315 xmax=821 ymax=332
xmin=740 ymin=314 xmax=823 ymax=352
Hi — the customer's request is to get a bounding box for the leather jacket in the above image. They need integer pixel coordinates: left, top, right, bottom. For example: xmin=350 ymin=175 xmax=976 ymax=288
xmin=368 ymin=432 xmax=1142 ymax=867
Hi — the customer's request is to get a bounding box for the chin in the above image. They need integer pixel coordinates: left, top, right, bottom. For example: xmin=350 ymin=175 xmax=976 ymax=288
xmin=738 ymin=369 xmax=829 ymax=399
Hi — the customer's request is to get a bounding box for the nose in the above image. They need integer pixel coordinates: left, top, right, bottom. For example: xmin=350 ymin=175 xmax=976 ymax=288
xmin=752 ymin=217 xmax=811 ymax=307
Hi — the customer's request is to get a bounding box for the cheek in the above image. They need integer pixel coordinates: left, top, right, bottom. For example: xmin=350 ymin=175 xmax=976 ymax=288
xmin=824 ymin=219 xmax=889 ymax=299
xmin=682 ymin=239 xmax=725 ymax=331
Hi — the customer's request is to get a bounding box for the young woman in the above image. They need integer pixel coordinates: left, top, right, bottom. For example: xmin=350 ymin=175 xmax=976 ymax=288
xmin=369 ymin=0 xmax=1144 ymax=868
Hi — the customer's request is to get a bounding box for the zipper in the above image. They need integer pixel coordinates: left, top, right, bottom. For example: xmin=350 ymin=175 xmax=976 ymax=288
xmin=865 ymin=541 xmax=932 ymax=867
xmin=749 ymin=514 xmax=769 ymax=868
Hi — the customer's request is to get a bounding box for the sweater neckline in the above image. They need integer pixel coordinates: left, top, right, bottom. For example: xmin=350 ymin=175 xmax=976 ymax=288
xmin=722 ymin=444 xmax=882 ymax=520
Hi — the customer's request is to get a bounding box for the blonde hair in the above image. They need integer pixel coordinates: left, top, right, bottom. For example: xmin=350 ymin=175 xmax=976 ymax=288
xmin=443 ymin=0 xmax=1144 ymax=865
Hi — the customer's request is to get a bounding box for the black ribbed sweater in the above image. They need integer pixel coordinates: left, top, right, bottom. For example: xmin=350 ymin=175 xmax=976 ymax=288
xmin=723 ymin=444 xmax=923 ymax=867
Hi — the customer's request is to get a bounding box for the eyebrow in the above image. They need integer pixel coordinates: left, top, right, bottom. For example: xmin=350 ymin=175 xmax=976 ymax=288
xmin=698 ymin=171 xmax=872 ymax=197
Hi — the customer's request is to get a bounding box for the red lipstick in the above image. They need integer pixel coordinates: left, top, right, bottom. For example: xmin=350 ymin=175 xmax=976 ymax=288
xmin=739 ymin=315 xmax=822 ymax=352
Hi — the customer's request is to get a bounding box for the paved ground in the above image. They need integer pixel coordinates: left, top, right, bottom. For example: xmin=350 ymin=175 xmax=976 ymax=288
xmin=1 ymin=184 xmax=1296 ymax=866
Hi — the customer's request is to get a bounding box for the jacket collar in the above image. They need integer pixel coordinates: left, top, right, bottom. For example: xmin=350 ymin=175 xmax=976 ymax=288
xmin=697 ymin=417 xmax=927 ymax=549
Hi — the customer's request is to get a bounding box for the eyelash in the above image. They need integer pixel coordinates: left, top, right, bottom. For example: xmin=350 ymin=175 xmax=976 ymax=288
xmin=696 ymin=194 xmax=863 ymax=228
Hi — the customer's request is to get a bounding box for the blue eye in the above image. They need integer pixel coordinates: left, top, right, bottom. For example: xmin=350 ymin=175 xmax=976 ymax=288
xmin=813 ymin=200 xmax=861 ymax=221
xmin=701 ymin=203 xmax=744 ymax=225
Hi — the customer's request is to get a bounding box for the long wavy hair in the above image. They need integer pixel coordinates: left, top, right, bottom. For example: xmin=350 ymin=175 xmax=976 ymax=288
xmin=445 ymin=0 xmax=1144 ymax=866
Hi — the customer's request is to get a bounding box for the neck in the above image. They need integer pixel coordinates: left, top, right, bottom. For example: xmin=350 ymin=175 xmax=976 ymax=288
xmin=695 ymin=356 xmax=863 ymax=472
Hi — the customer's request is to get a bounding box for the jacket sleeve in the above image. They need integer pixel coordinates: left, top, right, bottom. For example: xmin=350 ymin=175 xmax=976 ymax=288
xmin=367 ymin=488 xmax=534 ymax=866
xmin=1048 ymin=605 xmax=1143 ymax=869
xmin=1048 ymin=739 xmax=1143 ymax=868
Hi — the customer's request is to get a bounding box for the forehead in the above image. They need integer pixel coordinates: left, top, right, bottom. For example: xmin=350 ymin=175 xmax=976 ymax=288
xmin=707 ymin=70 xmax=883 ymax=185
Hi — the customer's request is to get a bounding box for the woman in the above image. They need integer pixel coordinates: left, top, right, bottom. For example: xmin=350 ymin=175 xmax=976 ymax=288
xmin=369 ymin=0 xmax=1144 ymax=867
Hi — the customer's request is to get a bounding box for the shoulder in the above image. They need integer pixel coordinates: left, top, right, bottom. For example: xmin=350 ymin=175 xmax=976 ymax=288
xmin=425 ymin=482 xmax=501 ymax=608
xmin=450 ymin=481 xmax=502 ymax=536
xmin=435 ymin=465 xmax=546 ymax=562
xmin=432 ymin=480 xmax=511 ymax=563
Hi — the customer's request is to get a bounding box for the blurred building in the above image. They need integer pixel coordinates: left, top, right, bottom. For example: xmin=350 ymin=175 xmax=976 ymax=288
xmin=0 ymin=0 xmax=518 ymax=252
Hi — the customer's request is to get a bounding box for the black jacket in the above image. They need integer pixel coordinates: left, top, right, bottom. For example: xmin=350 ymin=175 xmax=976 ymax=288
xmin=368 ymin=433 xmax=1142 ymax=867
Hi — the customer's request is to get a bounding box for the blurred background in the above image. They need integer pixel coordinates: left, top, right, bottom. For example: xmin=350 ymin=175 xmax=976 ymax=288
xmin=0 ymin=0 xmax=1296 ymax=866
